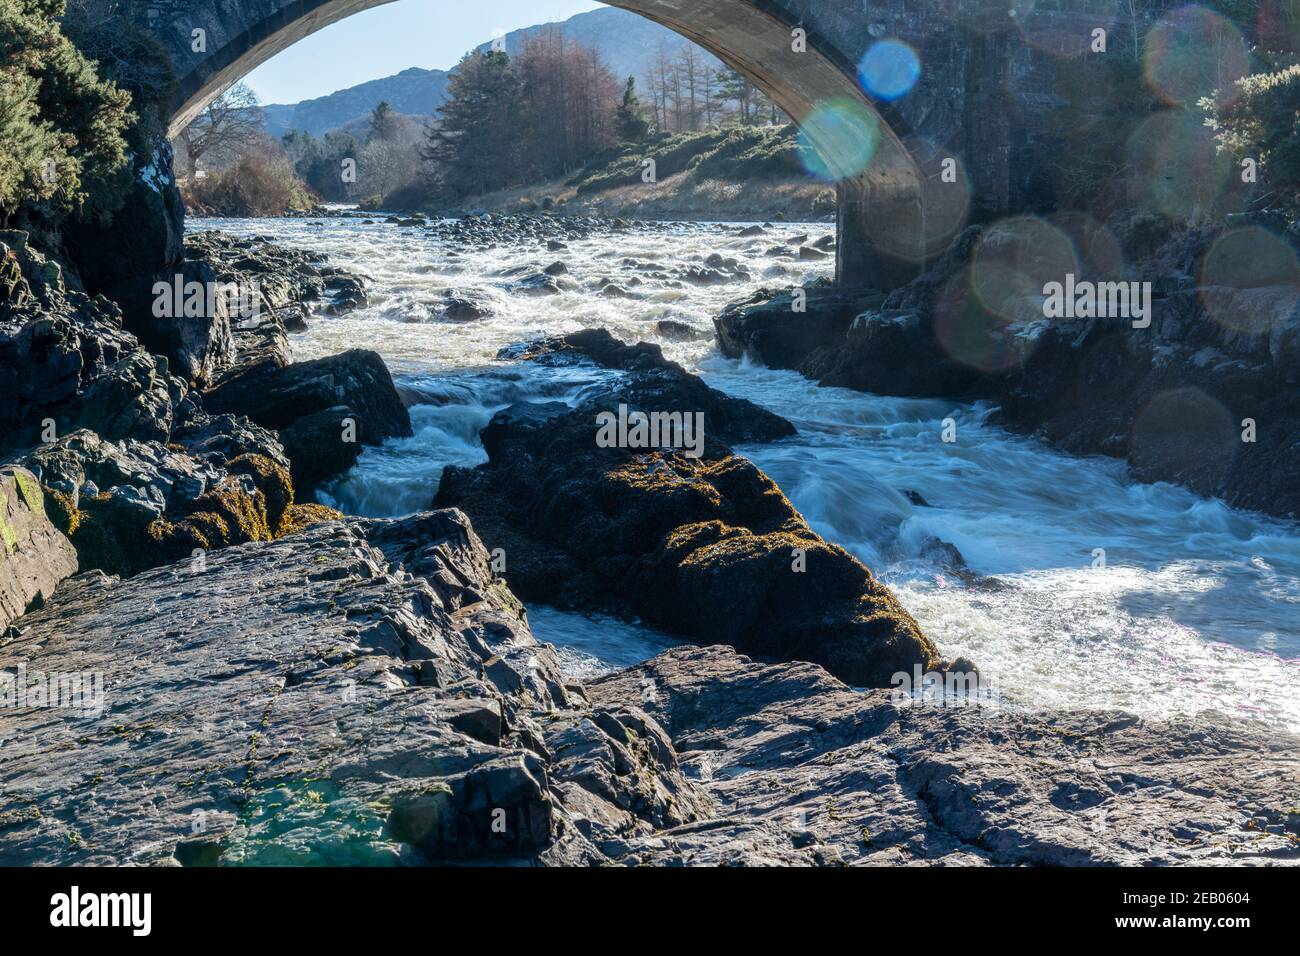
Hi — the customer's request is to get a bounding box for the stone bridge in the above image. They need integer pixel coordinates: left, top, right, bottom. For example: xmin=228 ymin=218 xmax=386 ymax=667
xmin=108 ymin=0 xmax=1177 ymax=288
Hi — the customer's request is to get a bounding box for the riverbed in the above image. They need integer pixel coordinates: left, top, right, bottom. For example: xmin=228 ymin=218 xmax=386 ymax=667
xmin=191 ymin=213 xmax=1300 ymax=732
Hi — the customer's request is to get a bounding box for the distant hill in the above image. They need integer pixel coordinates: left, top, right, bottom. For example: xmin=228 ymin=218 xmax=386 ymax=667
xmin=263 ymin=7 xmax=716 ymax=138
xmin=261 ymin=66 xmax=451 ymax=138
xmin=472 ymin=6 xmax=722 ymax=89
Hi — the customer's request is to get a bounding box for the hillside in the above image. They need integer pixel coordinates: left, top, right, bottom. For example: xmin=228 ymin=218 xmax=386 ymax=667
xmin=264 ymin=7 xmax=714 ymax=138
xmin=472 ymin=6 xmax=722 ymax=89
xmin=377 ymin=124 xmax=835 ymax=222
xmin=262 ymin=66 xmax=451 ymax=137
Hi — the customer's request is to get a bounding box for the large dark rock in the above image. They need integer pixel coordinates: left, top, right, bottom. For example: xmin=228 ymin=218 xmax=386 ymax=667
xmin=438 ymin=331 xmax=938 ymax=687
xmin=204 ymin=349 xmax=413 ymax=460
xmin=12 ymin=418 xmax=332 ymax=578
xmin=201 ymin=346 xmax=412 ymax=495
xmin=998 ymin=300 xmax=1300 ymax=517
xmin=0 ymin=235 xmax=176 ymax=457
xmin=61 ymin=142 xmax=186 ymax=327
xmin=278 ymin=405 xmax=363 ymax=495
xmin=801 ymin=308 xmax=1003 ymax=399
xmin=123 ymin=254 xmax=237 ymax=386
xmin=714 ymin=283 xmax=869 ymax=370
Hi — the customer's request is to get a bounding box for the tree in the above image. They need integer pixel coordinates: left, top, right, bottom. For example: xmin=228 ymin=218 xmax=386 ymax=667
xmin=176 ymin=83 xmax=265 ymax=180
xmin=367 ymin=100 xmax=400 ymax=144
xmin=678 ymin=45 xmax=703 ymax=131
xmin=284 ymin=129 xmax=360 ymax=202
xmin=616 ymin=76 xmax=650 ymax=142
xmin=1204 ymin=62 xmax=1300 ymax=213
xmin=716 ymin=68 xmax=757 ymax=125
xmin=0 ymin=0 xmax=133 ymax=229
xmin=424 ymin=50 xmax=525 ymax=195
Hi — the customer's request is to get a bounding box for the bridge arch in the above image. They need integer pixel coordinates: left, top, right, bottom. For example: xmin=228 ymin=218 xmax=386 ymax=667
xmin=152 ymin=0 xmax=960 ymax=287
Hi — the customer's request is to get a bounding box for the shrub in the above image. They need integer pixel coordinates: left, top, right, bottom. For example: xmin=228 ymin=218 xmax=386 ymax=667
xmin=184 ymin=148 xmax=316 ymax=216
xmin=1204 ymin=63 xmax=1300 ymax=214
xmin=0 ymin=0 xmax=134 ymax=229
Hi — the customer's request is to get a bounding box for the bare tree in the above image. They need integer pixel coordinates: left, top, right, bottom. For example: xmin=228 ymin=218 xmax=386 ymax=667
xmin=679 ymin=45 xmax=702 ymax=131
xmin=176 ymin=83 xmax=266 ymax=180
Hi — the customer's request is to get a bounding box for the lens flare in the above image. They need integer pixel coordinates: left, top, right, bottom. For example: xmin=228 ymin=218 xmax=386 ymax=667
xmin=1130 ymin=387 xmax=1237 ymax=488
xmin=933 ymin=268 xmax=1024 ymax=373
xmin=1048 ymin=211 xmax=1125 ymax=279
xmin=970 ymin=216 xmax=1080 ymax=324
xmin=1125 ymin=110 xmax=1243 ymax=221
xmin=858 ymin=40 xmax=921 ymax=101
xmin=899 ymin=137 xmax=972 ymax=262
xmin=1199 ymin=226 xmax=1300 ymax=335
xmin=1143 ymin=6 xmax=1250 ymax=106
xmin=797 ymin=99 xmax=881 ymax=182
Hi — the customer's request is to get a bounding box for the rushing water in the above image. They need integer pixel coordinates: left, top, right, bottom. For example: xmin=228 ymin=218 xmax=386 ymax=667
xmin=192 ymin=214 xmax=1300 ymax=732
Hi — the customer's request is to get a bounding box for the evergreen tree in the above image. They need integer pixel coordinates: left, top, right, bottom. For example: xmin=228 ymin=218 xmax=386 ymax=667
xmin=423 ymin=50 xmax=525 ymax=196
xmin=0 ymin=0 xmax=133 ymax=227
xmin=367 ymin=100 xmax=400 ymax=144
xmin=616 ymin=76 xmax=650 ymax=142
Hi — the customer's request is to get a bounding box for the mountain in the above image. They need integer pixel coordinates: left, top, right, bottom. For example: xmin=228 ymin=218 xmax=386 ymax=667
xmin=263 ymin=7 xmax=718 ymax=138
xmin=473 ymin=6 xmax=722 ymax=89
xmin=261 ymin=66 xmax=451 ymax=138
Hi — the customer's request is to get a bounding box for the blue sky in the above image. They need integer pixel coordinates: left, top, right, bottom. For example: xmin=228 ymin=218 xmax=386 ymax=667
xmin=243 ymin=0 xmax=605 ymax=105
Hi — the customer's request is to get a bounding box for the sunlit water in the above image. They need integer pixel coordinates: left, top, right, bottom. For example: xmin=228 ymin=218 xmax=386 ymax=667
xmin=192 ymin=214 xmax=1300 ymax=731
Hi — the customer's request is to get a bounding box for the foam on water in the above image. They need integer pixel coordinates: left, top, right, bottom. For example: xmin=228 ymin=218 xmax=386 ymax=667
xmin=192 ymin=215 xmax=1300 ymax=731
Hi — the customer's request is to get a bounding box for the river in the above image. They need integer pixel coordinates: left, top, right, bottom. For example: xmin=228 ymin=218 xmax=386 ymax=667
xmin=191 ymin=213 xmax=1300 ymax=733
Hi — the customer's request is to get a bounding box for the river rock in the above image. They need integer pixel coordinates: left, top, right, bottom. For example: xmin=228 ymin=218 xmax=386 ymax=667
xmin=507 ymin=272 xmax=562 ymax=297
xmin=714 ymin=282 xmax=870 ymax=370
xmin=11 ymin=423 xmax=311 ymax=578
xmin=590 ymin=645 xmax=1300 ymax=865
xmin=802 ymin=308 xmax=1003 ymax=399
xmin=439 ymin=331 xmax=939 ymax=686
xmin=0 ymin=466 xmax=77 ymax=627
xmin=1 ymin=238 xmax=176 ymax=457
xmin=204 ymin=348 xmax=413 ymax=450
xmin=439 ymin=289 xmax=494 ymax=322
xmin=185 ymin=231 xmax=369 ymax=317
xmin=139 ymin=256 xmax=237 ymax=386
xmin=278 ymin=406 xmax=364 ymax=495
xmin=61 ymin=142 xmax=186 ymax=333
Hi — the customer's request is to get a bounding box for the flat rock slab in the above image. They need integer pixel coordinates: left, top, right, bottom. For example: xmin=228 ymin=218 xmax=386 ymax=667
xmin=0 ymin=513 xmax=698 ymax=865
xmin=4 ymin=520 xmax=1296 ymax=866
xmin=592 ymin=646 xmax=1300 ymax=866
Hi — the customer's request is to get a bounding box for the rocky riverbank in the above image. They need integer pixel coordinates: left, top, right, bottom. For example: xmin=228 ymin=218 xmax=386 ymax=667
xmin=3 ymin=221 xmax=1298 ymax=867
xmin=4 ymin=498 xmax=1296 ymax=865
xmin=717 ymin=217 xmax=1300 ymax=520
xmin=1 ymin=226 xmax=399 ymax=581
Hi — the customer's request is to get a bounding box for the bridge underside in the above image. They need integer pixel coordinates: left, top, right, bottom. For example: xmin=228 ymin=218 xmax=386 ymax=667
xmin=160 ymin=0 xmax=946 ymax=289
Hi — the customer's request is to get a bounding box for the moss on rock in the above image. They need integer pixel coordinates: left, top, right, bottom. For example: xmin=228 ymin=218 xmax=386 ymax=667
xmin=277 ymin=503 xmax=343 ymax=537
